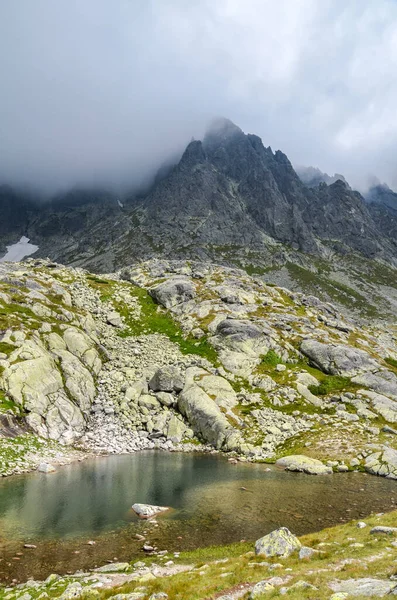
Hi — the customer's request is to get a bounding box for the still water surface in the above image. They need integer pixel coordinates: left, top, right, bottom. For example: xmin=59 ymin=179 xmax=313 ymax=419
xmin=0 ymin=451 xmax=396 ymax=582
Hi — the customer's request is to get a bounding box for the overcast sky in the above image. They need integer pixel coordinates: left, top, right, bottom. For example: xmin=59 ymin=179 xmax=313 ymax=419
xmin=1 ymin=0 xmax=397 ymax=193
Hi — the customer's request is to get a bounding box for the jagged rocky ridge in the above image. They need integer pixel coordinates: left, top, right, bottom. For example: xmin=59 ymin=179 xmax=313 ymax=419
xmin=1 ymin=119 xmax=397 ymax=272
xmin=1 ymin=257 xmax=397 ymax=479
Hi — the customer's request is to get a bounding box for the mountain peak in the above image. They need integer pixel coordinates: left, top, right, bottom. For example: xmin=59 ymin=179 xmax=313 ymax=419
xmin=204 ymin=117 xmax=243 ymax=145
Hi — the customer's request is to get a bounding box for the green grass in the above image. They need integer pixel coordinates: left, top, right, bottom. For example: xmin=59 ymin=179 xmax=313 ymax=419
xmin=0 ymin=341 xmax=14 ymax=355
xmin=120 ymin=287 xmax=218 ymax=362
xmin=259 ymin=350 xmax=282 ymax=367
xmin=308 ymin=375 xmax=360 ymax=396
xmin=385 ymin=356 xmax=397 ymax=369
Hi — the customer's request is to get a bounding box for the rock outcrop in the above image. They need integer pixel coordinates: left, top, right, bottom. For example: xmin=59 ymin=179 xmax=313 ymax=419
xmin=255 ymin=527 xmax=301 ymax=558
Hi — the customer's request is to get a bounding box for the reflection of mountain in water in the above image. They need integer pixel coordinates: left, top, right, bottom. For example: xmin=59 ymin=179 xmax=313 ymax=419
xmin=0 ymin=452 xmax=396 ymax=541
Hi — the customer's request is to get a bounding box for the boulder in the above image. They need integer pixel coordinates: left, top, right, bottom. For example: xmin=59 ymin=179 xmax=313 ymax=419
xmin=106 ymin=311 xmax=123 ymax=328
xmin=178 ymin=367 xmax=242 ymax=450
xmin=359 ymin=390 xmax=397 ymax=422
xmin=149 ymin=278 xmax=196 ymax=308
xmin=194 ymin=372 xmax=238 ymax=410
xmin=132 ymin=503 xmax=170 ymax=519
xmin=300 ymin=340 xmax=378 ymax=376
xmin=329 ymin=578 xmax=397 ymax=596
xmin=255 ymin=527 xmax=301 ymax=558
xmin=166 ymin=414 xmax=186 ymax=443
xmin=37 ymin=462 xmax=56 ymax=473
xmin=249 ymin=581 xmax=275 ymax=598
xmin=370 ymin=526 xmax=397 ymax=535
xmin=276 ymin=455 xmax=332 ymax=475
xmin=365 ymin=447 xmax=397 ymax=479
xmin=94 ymin=562 xmax=130 ymax=573
xmin=156 ymin=391 xmax=174 ymax=406
xmin=149 ymin=366 xmax=185 ymax=393
xmin=63 ymin=327 xmax=102 ymax=374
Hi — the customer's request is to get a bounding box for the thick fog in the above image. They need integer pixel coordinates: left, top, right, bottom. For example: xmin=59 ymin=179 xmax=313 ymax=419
xmin=1 ymin=0 xmax=397 ymax=194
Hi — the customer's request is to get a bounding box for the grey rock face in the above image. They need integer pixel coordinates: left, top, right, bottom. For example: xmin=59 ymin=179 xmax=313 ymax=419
xmin=365 ymin=447 xmax=397 ymax=479
xmin=300 ymin=340 xmax=378 ymax=376
xmin=178 ymin=367 xmax=241 ymax=450
xmin=149 ymin=279 xmax=196 ymax=308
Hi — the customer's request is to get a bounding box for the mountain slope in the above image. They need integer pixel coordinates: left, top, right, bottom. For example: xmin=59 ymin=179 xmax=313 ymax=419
xmin=1 ymin=118 xmax=397 ymax=318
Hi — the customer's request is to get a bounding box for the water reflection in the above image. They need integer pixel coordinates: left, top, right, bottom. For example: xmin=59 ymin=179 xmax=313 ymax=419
xmin=0 ymin=452 xmax=396 ymax=542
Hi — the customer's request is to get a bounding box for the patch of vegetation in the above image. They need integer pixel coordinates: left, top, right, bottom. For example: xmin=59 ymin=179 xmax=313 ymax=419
xmin=308 ymin=375 xmax=360 ymax=396
xmin=259 ymin=349 xmax=283 ymax=367
xmin=385 ymin=356 xmax=397 ymax=370
xmin=0 ymin=341 xmax=14 ymax=355
xmin=87 ymin=275 xmax=112 ymax=285
xmin=118 ymin=285 xmax=219 ymax=363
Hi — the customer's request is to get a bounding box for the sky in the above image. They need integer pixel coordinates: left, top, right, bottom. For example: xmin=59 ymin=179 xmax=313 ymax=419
xmin=1 ymin=0 xmax=397 ymax=194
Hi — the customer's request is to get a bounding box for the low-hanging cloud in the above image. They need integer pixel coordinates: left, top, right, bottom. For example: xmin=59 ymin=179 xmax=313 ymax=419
xmin=1 ymin=0 xmax=397 ymax=194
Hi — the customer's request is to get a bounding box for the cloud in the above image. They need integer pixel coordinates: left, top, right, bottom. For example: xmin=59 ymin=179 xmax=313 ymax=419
xmin=0 ymin=0 xmax=397 ymax=192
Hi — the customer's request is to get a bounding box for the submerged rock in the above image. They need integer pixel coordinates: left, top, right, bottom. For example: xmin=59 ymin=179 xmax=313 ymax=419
xmin=276 ymin=455 xmax=332 ymax=475
xmin=37 ymin=462 xmax=56 ymax=473
xmin=132 ymin=503 xmax=170 ymax=519
xmin=255 ymin=527 xmax=301 ymax=558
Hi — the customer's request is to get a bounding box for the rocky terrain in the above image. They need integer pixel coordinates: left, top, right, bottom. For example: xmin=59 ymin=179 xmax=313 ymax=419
xmin=1 ymin=257 xmax=397 ymax=481
xmin=2 ymin=119 xmax=397 ymax=321
xmin=2 ymin=509 xmax=397 ymax=599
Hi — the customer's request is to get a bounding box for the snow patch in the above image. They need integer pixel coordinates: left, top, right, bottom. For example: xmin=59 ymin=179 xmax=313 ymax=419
xmin=0 ymin=236 xmax=39 ymax=262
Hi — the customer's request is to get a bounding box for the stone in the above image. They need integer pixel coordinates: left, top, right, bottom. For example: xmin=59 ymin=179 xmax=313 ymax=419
xmin=37 ymin=462 xmax=56 ymax=473
xmin=365 ymin=447 xmax=397 ymax=479
xmin=358 ymin=390 xmax=397 ymax=422
xmin=300 ymin=340 xmax=378 ymax=376
xmin=149 ymin=278 xmax=196 ymax=308
xmin=255 ymin=527 xmax=301 ymax=558
xmin=353 ymin=372 xmax=397 ymax=400
xmin=370 ymin=526 xmax=397 ymax=535
xmin=249 ymin=581 xmax=275 ymax=598
xmin=107 ymin=311 xmax=123 ymax=327
xmin=330 ymin=594 xmax=349 ymax=600
xmin=94 ymin=562 xmax=130 ymax=573
xmin=299 ymin=546 xmax=315 ymax=559
xmin=357 ymin=521 xmax=367 ymax=529
xmin=149 ymin=366 xmax=185 ymax=393
xmin=329 ymin=578 xmax=397 ymax=596
xmin=178 ymin=367 xmax=241 ymax=450
xmin=132 ymin=503 xmax=170 ymax=519
xmin=382 ymin=425 xmax=397 ymax=435
xmin=109 ymin=595 xmax=144 ymax=600
xmin=155 ymin=392 xmax=174 ymax=407
xmin=149 ymin=594 xmax=168 ymax=600
xmin=166 ymin=414 xmax=186 ymax=443
xmin=59 ymin=582 xmax=83 ymax=600
xmin=276 ymin=455 xmax=332 ymax=475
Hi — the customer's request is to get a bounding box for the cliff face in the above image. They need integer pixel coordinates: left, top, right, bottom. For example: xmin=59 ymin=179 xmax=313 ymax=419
xmin=1 ymin=120 xmax=397 ymax=306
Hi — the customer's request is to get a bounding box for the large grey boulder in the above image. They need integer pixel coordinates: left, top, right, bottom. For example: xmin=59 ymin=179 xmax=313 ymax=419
xmin=255 ymin=527 xmax=301 ymax=558
xmin=178 ymin=367 xmax=242 ymax=450
xmin=212 ymin=319 xmax=270 ymax=376
xmin=365 ymin=447 xmax=397 ymax=479
xmin=353 ymin=372 xmax=397 ymax=400
xmin=149 ymin=366 xmax=185 ymax=393
xmin=329 ymin=578 xmax=397 ymax=596
xmin=300 ymin=340 xmax=378 ymax=376
xmin=149 ymin=278 xmax=196 ymax=308
xmin=132 ymin=503 xmax=170 ymax=519
xmin=359 ymin=390 xmax=397 ymax=422
xmin=276 ymin=455 xmax=332 ymax=475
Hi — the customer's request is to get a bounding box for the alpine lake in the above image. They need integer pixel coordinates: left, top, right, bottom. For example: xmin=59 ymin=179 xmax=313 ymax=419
xmin=0 ymin=451 xmax=396 ymax=583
